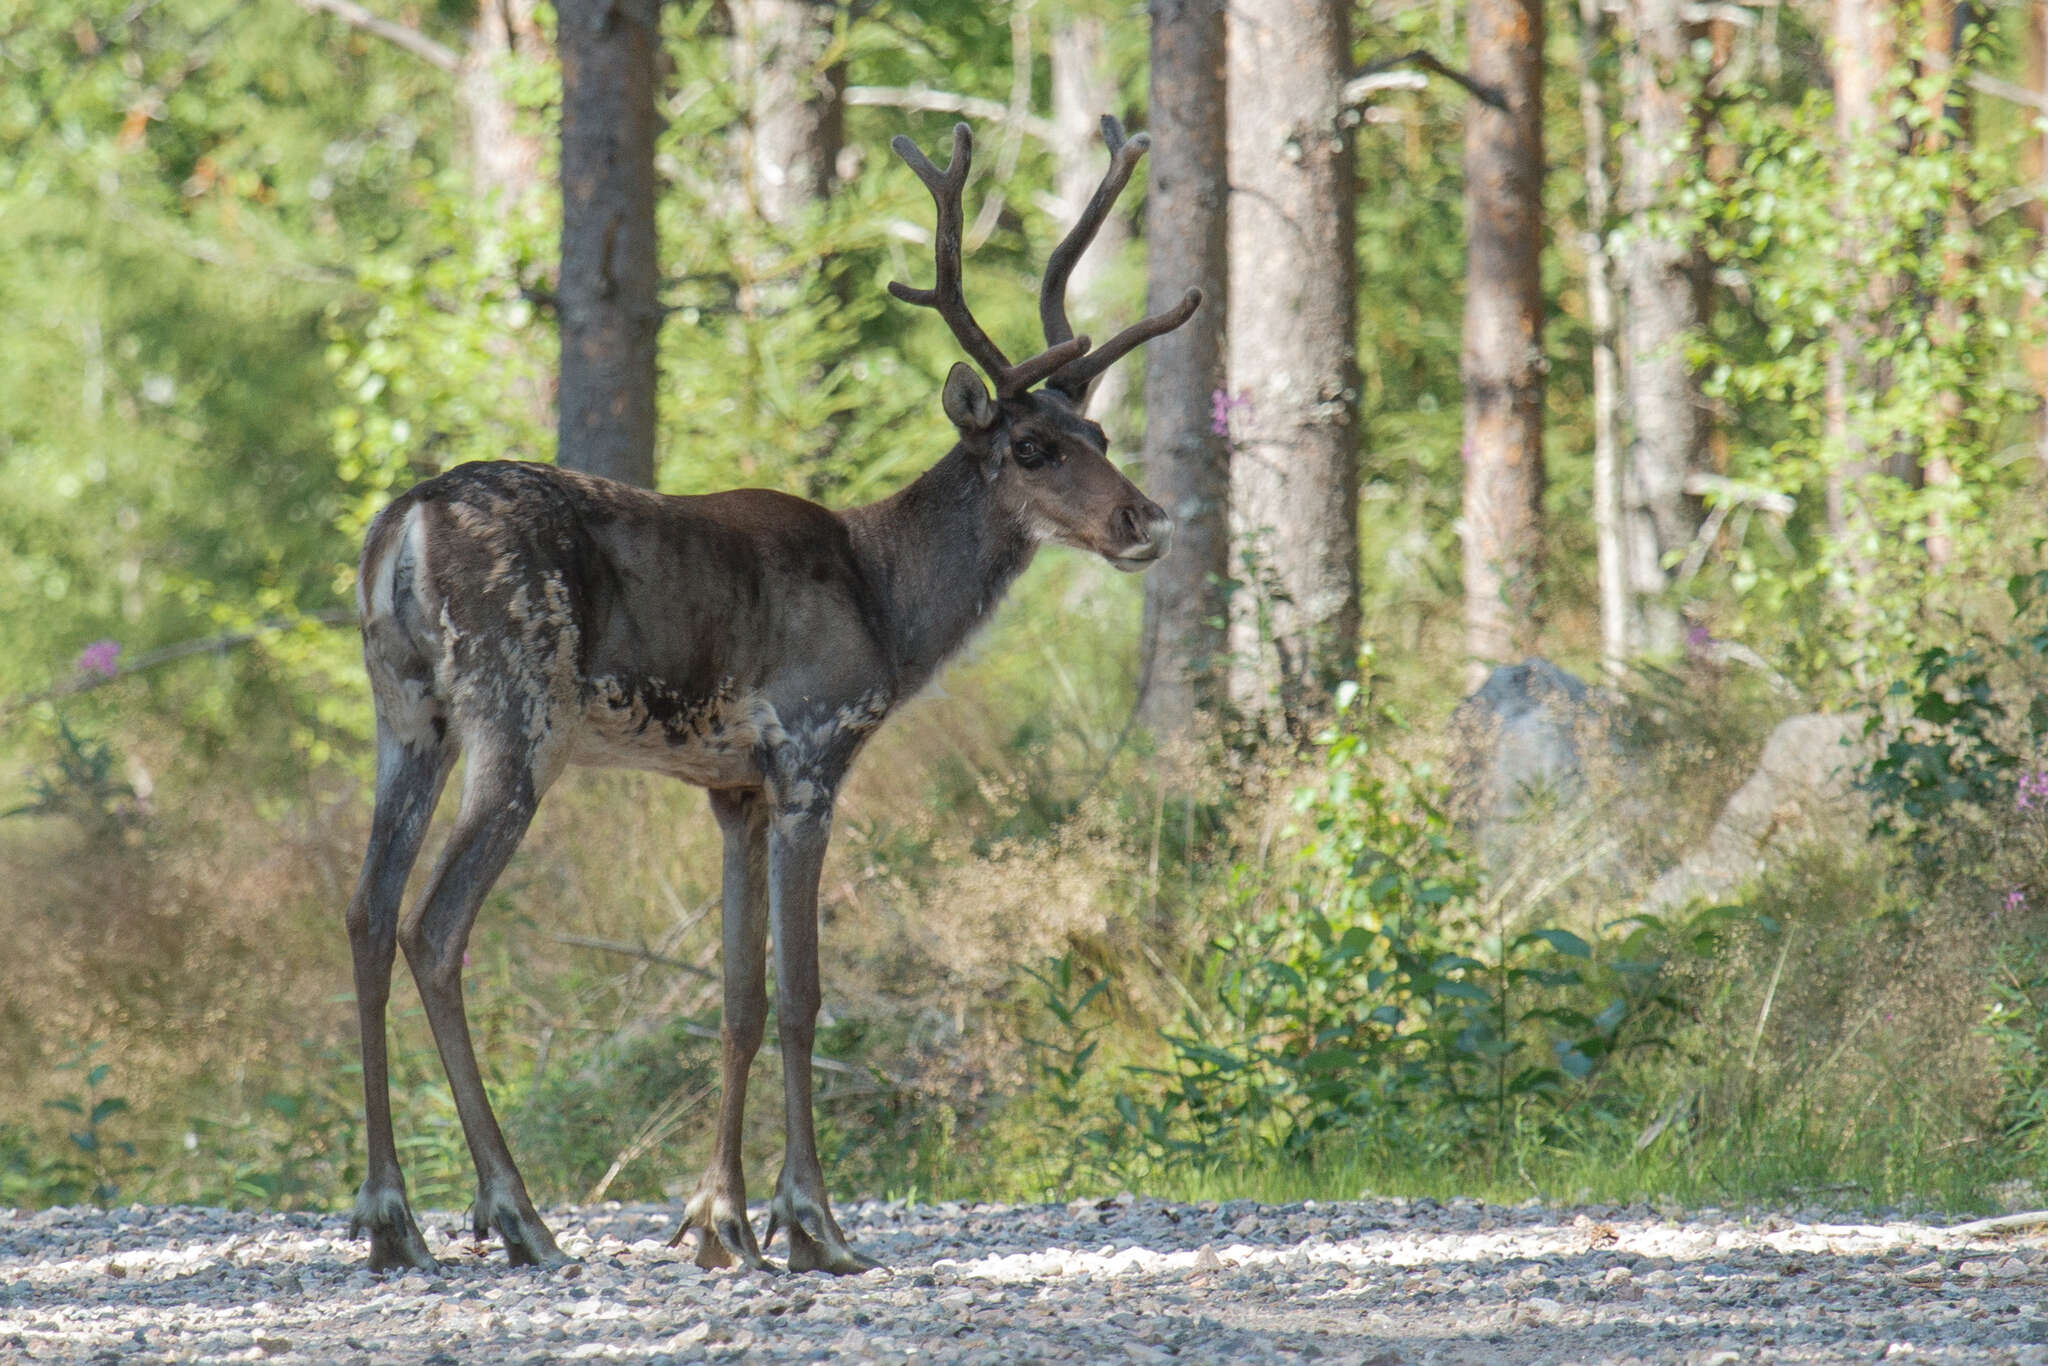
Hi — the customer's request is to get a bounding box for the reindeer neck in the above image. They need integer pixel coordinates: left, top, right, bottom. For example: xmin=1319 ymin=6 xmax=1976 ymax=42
xmin=844 ymin=445 xmax=1037 ymax=692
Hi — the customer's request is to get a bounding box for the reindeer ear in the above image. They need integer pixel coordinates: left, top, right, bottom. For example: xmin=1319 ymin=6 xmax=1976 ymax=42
xmin=942 ymin=362 xmax=998 ymax=433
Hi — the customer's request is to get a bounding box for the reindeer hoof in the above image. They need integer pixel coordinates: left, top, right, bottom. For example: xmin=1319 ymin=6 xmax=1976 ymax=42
xmin=784 ymin=1223 xmax=880 ymax=1276
xmin=676 ymin=1183 xmax=776 ymax=1273
xmin=471 ymin=1187 xmax=571 ymax=1270
xmin=350 ymin=1186 xmax=440 ymax=1274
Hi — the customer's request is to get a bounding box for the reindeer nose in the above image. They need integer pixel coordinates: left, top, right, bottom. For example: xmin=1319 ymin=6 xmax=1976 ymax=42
xmin=1112 ymin=499 xmax=1173 ymax=567
xmin=1115 ymin=504 xmax=1146 ymax=546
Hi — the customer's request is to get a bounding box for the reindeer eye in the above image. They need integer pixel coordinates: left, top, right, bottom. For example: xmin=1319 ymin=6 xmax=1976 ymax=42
xmin=1013 ymin=437 xmax=1057 ymax=469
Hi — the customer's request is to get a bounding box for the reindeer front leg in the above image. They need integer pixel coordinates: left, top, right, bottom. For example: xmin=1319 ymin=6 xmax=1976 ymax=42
xmin=761 ymin=795 xmax=879 ymax=1275
xmin=675 ymin=788 xmax=774 ymax=1272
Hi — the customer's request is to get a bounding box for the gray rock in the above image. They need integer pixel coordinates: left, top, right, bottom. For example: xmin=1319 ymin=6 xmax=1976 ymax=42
xmin=1642 ymin=712 xmax=1871 ymax=911
xmin=1450 ymin=657 xmax=1606 ymax=880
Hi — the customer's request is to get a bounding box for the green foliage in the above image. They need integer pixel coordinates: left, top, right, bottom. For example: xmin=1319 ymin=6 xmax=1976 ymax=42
xmin=1688 ymin=53 xmax=2040 ymax=688
xmin=2 ymin=719 xmax=140 ymax=838
xmin=1985 ymin=933 xmax=2048 ymax=1159
xmin=0 ymin=0 xmax=457 ymax=776
xmin=22 ymin=1043 xmax=142 ymax=1206
xmin=1096 ymin=692 xmax=1676 ymax=1181
xmin=1013 ymin=954 xmax=1120 ymax=1196
xmin=1862 ymin=568 xmax=2048 ymax=880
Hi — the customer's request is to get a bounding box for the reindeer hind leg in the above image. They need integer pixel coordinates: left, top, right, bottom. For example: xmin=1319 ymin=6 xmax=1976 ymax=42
xmin=398 ymin=734 xmax=568 ymax=1269
xmin=346 ymin=715 xmax=456 ymax=1273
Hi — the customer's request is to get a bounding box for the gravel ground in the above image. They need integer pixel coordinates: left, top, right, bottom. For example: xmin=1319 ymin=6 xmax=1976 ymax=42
xmin=7 ymin=1196 xmax=2048 ymax=1364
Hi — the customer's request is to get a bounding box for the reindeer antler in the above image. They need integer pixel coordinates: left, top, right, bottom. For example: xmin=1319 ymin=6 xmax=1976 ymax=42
xmin=889 ymin=123 xmax=1091 ymax=398
xmin=1042 ymin=116 xmax=1202 ymax=403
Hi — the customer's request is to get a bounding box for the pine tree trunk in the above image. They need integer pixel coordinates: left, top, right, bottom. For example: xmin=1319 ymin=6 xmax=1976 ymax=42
xmin=1225 ymin=0 xmax=1360 ymax=738
xmin=1617 ymin=0 xmax=1703 ymax=659
xmin=731 ymin=0 xmax=845 ymax=226
xmin=1137 ymin=0 xmax=1229 ymax=740
xmin=557 ymin=0 xmax=662 ymax=489
xmin=1460 ymin=0 xmax=1546 ymax=687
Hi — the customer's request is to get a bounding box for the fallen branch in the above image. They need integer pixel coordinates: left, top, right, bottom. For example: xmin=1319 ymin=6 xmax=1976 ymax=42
xmin=843 ymin=85 xmax=1056 ymax=145
xmin=544 ymin=932 xmax=719 ymax=983
xmin=2 ymin=609 xmax=356 ymax=722
xmin=295 ymin=0 xmax=461 ymax=73
xmin=1968 ymin=71 xmax=2048 ymax=115
xmin=1346 ymin=49 xmax=1507 ymax=111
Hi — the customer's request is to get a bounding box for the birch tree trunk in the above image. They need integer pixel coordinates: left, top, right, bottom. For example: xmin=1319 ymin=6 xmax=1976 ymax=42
xmin=557 ymin=0 xmax=663 ymax=489
xmin=1578 ymin=0 xmax=1628 ymax=677
xmin=458 ymin=0 xmax=547 ymax=207
xmin=731 ymin=0 xmax=846 ymax=226
xmin=1919 ymin=0 xmax=1975 ymax=564
xmin=1460 ymin=0 xmax=1546 ymax=687
xmin=1617 ymin=0 xmax=1704 ymax=658
xmin=2026 ymin=0 xmax=2048 ymax=470
xmin=1137 ymin=0 xmax=1229 ymax=739
xmin=1050 ymin=13 xmax=1135 ymax=433
xmin=1226 ymin=0 xmax=1360 ymax=738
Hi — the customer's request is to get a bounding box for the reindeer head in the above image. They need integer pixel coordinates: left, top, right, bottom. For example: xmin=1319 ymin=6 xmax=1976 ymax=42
xmin=889 ymin=120 xmax=1199 ymax=572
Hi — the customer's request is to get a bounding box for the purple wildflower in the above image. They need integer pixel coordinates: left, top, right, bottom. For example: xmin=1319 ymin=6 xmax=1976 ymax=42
xmin=1210 ymin=388 xmax=1250 ymax=437
xmin=2017 ymin=771 xmax=2048 ymax=812
xmin=76 ymin=639 xmax=120 ymax=679
xmin=2008 ymin=889 xmax=2029 ymax=914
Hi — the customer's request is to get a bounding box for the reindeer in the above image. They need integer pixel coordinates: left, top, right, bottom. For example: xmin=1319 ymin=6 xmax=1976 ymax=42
xmin=341 ymin=119 xmax=1199 ymax=1276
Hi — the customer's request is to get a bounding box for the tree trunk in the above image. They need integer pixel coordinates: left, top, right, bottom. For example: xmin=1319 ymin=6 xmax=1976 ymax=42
xmin=1615 ymin=0 xmax=1704 ymax=659
xmin=1137 ymin=0 xmax=1229 ymax=741
xmin=458 ymin=0 xmax=547 ymax=206
xmin=1823 ymin=0 xmax=1897 ymax=583
xmin=1578 ymin=0 xmax=1627 ymax=678
xmin=1051 ymin=13 xmax=1135 ymax=433
xmin=731 ymin=0 xmax=846 ymax=226
xmin=1460 ymin=0 xmax=1546 ymax=687
xmin=458 ymin=0 xmax=553 ymax=442
xmin=557 ymin=0 xmax=662 ymax=489
xmin=2026 ymin=0 xmax=2048 ymax=470
xmin=1226 ymin=0 xmax=1360 ymax=738
xmin=1919 ymin=0 xmax=1975 ymax=564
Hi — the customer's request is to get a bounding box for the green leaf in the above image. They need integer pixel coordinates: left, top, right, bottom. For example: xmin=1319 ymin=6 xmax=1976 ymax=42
xmin=1555 ymin=1046 xmax=1595 ymax=1080
xmin=1519 ymin=928 xmax=1592 ymax=959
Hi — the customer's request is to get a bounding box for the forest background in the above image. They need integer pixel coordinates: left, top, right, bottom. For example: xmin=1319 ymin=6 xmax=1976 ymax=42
xmin=7 ymin=0 xmax=2048 ymax=1219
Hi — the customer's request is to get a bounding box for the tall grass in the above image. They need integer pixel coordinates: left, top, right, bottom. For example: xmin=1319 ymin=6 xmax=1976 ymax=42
xmin=4 ymin=563 xmax=2047 ymax=1219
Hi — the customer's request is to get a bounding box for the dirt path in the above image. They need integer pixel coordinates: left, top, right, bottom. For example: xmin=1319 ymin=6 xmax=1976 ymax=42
xmin=6 ymin=1196 xmax=2048 ymax=1363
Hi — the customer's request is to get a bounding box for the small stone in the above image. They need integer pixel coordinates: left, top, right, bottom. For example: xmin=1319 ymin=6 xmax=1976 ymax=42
xmin=256 ymin=1340 xmax=294 ymax=1357
xmin=1191 ymin=1245 xmax=1224 ymax=1276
